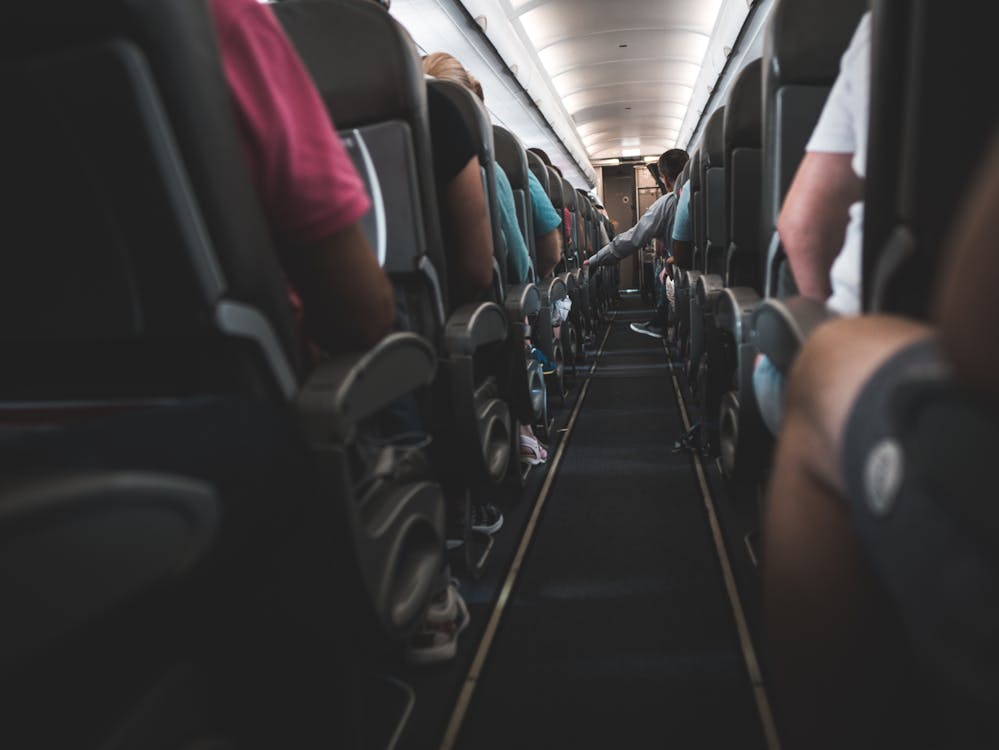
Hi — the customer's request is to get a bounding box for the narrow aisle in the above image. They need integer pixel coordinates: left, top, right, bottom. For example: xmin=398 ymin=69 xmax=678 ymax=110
xmin=453 ymin=297 xmax=766 ymax=749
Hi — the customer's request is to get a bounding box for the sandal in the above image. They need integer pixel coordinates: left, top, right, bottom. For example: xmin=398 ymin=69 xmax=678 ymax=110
xmin=520 ymin=433 xmax=548 ymax=465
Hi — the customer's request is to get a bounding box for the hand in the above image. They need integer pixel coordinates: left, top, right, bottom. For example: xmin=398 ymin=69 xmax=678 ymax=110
xmin=583 ymin=258 xmax=590 ymax=267
xmin=658 ymin=267 xmax=667 ymax=285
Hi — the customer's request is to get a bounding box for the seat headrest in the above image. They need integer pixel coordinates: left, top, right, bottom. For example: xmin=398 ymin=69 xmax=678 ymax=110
xmin=766 ymin=0 xmax=868 ymax=85
xmin=273 ymin=0 xmax=425 ymax=130
xmin=576 ymin=190 xmax=592 ymax=218
xmin=545 ymin=166 xmax=564 ymax=208
xmin=494 ymin=126 xmax=529 ymax=191
xmin=725 ymin=58 xmax=763 ymax=151
xmin=562 ymin=179 xmax=577 ymax=210
xmin=427 ymin=78 xmax=494 ymax=163
xmin=3 ymin=0 xmax=304 ymax=374
xmin=690 ymin=150 xmax=702 ymax=190
xmin=679 ymin=156 xmax=692 ymax=187
xmin=527 ymin=151 xmax=550 ymax=194
xmin=704 ymin=106 xmax=727 ymax=167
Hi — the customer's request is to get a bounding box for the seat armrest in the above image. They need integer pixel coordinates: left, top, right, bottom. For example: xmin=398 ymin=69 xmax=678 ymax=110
xmin=558 ymin=271 xmax=576 ymax=293
xmin=676 ymin=269 xmax=700 ymax=291
xmin=0 ymin=471 xmax=218 ymax=670
xmin=545 ymin=276 xmax=568 ymax=303
xmin=751 ymin=296 xmax=837 ymax=373
xmin=505 ymin=283 xmax=542 ymax=319
xmin=297 ymin=332 xmax=437 ymax=443
xmin=715 ymin=287 xmax=761 ymax=343
xmin=695 ymin=274 xmax=725 ymax=306
xmin=444 ymin=301 xmax=508 ymax=356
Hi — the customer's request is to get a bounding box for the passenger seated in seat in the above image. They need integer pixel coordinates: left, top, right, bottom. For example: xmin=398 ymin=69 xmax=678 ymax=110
xmin=500 ymin=145 xmax=565 ymax=279
xmin=764 ymin=130 xmax=999 ymax=750
xmin=585 ymin=149 xmax=689 ymax=339
xmin=214 ymin=0 xmax=394 ymax=353
xmin=423 ymin=51 xmax=559 ymax=466
xmin=425 ymin=81 xmax=496 ymax=306
xmin=422 ymin=53 xmax=563 ymax=282
xmin=217 ymin=0 xmax=473 ymax=667
xmin=753 ymin=13 xmax=871 ymax=434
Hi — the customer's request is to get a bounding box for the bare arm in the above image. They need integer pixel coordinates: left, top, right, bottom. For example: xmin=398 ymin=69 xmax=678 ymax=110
xmin=934 ymin=135 xmax=999 ymax=405
xmin=777 ymin=152 xmax=863 ymax=301
xmin=283 ymin=222 xmax=395 ymax=354
xmin=444 ymin=156 xmax=495 ymax=304
xmin=536 ymin=227 xmax=562 ymax=278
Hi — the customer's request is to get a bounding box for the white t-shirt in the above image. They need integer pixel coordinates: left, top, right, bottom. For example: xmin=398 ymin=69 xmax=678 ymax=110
xmin=805 ymin=12 xmax=871 ymax=315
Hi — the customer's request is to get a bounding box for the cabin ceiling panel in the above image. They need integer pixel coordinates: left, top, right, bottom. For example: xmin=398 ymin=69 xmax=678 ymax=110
xmin=552 ymin=61 xmax=702 ymax=97
xmin=516 ymin=0 xmax=718 ymax=50
xmin=537 ymin=30 xmax=709 ymax=77
xmin=573 ymin=101 xmax=687 ymax=128
xmin=588 ymin=140 xmax=673 ymax=157
xmin=512 ymin=0 xmax=726 ymax=159
xmin=561 ymin=84 xmax=693 ymax=116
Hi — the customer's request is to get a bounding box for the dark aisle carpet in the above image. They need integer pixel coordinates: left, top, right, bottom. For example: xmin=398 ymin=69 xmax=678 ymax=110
xmin=454 ymin=298 xmax=766 ymax=749
xmin=391 ymin=353 xmax=587 ymax=750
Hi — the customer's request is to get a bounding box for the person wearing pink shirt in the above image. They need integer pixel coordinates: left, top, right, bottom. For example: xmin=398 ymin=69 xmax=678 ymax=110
xmin=211 ymin=0 xmax=394 ymax=354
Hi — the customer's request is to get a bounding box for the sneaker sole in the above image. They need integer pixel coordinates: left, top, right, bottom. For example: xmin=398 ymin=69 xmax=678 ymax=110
xmin=471 ymin=514 xmax=503 ymax=535
xmin=629 ymin=323 xmax=665 ymax=338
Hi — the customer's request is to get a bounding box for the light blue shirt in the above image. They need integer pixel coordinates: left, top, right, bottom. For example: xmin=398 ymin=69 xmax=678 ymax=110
xmin=494 ymin=162 xmax=531 ymax=283
xmin=672 ymin=179 xmax=691 ymax=243
xmin=528 ymin=171 xmax=562 ymax=237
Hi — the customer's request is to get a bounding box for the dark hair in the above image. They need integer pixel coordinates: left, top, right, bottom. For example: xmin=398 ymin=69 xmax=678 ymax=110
xmin=528 ymin=147 xmax=552 ymax=166
xmin=657 ymin=148 xmax=689 ymax=183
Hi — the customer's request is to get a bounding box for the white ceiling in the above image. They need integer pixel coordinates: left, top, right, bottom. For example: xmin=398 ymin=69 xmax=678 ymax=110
xmin=389 ymin=0 xmax=754 ymax=182
xmin=512 ymin=0 xmax=723 ymax=160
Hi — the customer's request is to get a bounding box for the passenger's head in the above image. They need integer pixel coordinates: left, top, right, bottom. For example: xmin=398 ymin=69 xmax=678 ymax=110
xmin=528 ymin=147 xmax=552 ymax=166
xmin=422 ymin=52 xmax=480 ymax=98
xmin=657 ymin=148 xmax=689 ymax=188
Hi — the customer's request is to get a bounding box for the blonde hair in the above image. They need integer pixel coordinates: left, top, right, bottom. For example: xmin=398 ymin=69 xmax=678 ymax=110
xmin=422 ymin=52 xmax=484 ymax=101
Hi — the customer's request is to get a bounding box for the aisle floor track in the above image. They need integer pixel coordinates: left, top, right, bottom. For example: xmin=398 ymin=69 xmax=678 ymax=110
xmin=446 ymin=298 xmax=769 ymax=749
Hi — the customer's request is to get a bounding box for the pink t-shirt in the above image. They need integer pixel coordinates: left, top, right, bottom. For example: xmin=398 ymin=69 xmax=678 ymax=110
xmin=210 ymin=0 xmax=370 ymax=247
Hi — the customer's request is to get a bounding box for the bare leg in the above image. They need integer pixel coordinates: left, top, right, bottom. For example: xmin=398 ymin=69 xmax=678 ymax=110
xmin=764 ymin=315 xmax=930 ymax=748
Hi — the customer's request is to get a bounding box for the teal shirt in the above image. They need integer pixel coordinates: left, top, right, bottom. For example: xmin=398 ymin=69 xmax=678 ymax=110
xmin=672 ymin=179 xmax=692 ymax=243
xmin=494 ymin=163 xmax=531 ymax=283
xmin=528 ymin=170 xmax=562 ymax=237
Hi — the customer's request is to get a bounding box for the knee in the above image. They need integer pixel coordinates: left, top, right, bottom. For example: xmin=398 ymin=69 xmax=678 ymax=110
xmin=785 ymin=315 xmax=932 ymax=448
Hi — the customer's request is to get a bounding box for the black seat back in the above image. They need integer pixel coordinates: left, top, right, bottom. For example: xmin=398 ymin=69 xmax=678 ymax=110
xmin=2 ymin=0 xmax=307 ymax=402
xmin=703 ymin=106 xmax=728 ymax=276
xmin=864 ymin=0 xmax=999 ymax=318
xmin=760 ymin=0 xmax=868 ymax=297
xmin=528 ymin=150 xmax=550 ymax=195
xmin=274 ymin=0 xmax=451 ymax=324
xmin=427 ymin=78 xmax=505 ymax=293
xmin=724 ymin=59 xmax=763 ymax=290
xmin=576 ymin=190 xmax=593 ymax=257
xmin=562 ymin=177 xmax=579 ymax=263
xmin=678 ymin=156 xmax=692 ymax=192
xmin=0 ymin=472 xmax=217 ymax=745
xmin=690 ymin=149 xmax=704 ymax=269
xmin=494 ymin=125 xmax=536 ymax=278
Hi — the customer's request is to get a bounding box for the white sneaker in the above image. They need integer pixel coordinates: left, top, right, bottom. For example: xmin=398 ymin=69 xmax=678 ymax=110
xmin=405 ymin=582 xmax=470 ymax=666
xmin=630 ymin=321 xmax=666 ymax=338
